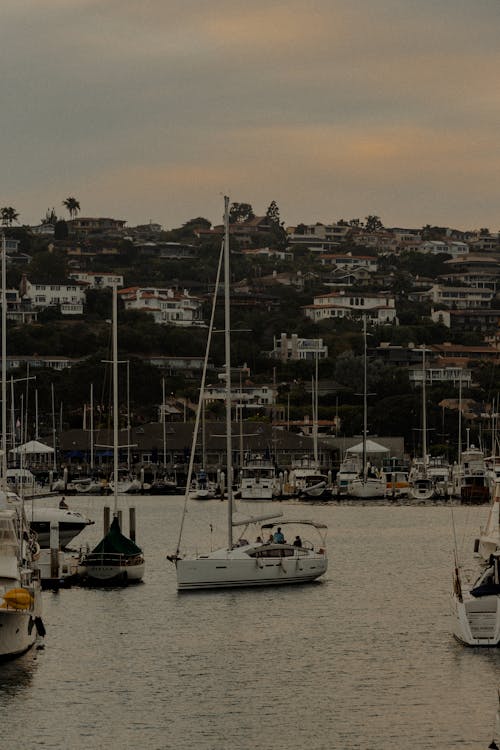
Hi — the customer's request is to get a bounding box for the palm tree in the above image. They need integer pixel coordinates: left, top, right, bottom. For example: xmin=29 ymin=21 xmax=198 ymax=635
xmin=62 ymin=197 xmax=80 ymax=220
xmin=0 ymin=207 xmax=19 ymax=226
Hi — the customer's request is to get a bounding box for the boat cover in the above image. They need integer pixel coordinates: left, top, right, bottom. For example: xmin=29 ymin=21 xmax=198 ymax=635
xmin=91 ymin=517 xmax=142 ymax=556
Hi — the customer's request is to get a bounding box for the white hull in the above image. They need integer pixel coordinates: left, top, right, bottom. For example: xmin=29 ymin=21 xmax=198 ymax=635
xmin=0 ymin=609 xmax=38 ymax=659
xmin=347 ymin=477 xmax=386 ymax=499
xmin=408 ymin=483 xmax=435 ymax=501
xmin=79 ymin=559 xmax=145 ymax=584
xmin=451 ymin=593 xmax=500 ymax=646
xmin=176 ymin=544 xmax=327 ymax=590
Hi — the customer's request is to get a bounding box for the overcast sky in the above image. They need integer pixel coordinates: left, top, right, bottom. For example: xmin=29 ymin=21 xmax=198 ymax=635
xmin=2 ymin=0 xmax=500 ymax=231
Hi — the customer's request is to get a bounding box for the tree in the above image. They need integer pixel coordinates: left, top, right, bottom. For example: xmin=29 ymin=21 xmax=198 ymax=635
xmin=265 ymin=200 xmax=287 ymax=249
xmin=229 ymin=202 xmax=255 ymax=224
xmin=365 ymin=215 xmax=384 ymax=232
xmin=265 ymin=200 xmax=281 ymax=226
xmin=41 ymin=208 xmax=57 ymax=226
xmin=62 ymin=197 xmax=81 ymax=220
xmin=0 ymin=207 xmax=19 ymax=226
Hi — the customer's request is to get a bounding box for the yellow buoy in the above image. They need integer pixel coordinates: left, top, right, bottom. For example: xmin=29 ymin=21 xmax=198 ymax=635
xmin=1 ymin=587 xmax=33 ymax=610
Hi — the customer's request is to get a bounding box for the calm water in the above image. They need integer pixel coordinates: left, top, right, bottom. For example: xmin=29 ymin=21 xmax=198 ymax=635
xmin=1 ymin=495 xmax=499 ymax=750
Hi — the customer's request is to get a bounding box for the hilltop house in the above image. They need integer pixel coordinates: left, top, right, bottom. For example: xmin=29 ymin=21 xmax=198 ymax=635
xmin=271 ymin=333 xmax=328 ymax=361
xmin=302 ymin=290 xmax=398 ymax=325
xmin=118 ymin=286 xmax=205 ymax=327
xmin=20 ymin=275 xmax=85 ymax=315
xmin=410 ymin=283 xmax=494 ymax=309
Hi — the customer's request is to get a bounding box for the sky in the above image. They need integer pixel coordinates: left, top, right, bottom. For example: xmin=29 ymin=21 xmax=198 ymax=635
xmin=2 ymin=0 xmax=500 ymax=231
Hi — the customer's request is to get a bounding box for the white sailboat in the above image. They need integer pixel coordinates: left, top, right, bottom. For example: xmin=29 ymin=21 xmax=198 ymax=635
xmin=78 ymin=289 xmax=145 ymax=585
xmin=451 ymin=549 xmax=500 ymax=646
xmin=0 ymin=234 xmax=44 ymax=659
xmin=408 ymin=348 xmax=435 ymax=501
xmin=170 ymin=197 xmax=328 ymax=590
xmin=289 ymin=357 xmax=329 ymax=500
xmin=347 ymin=317 xmax=386 ymax=499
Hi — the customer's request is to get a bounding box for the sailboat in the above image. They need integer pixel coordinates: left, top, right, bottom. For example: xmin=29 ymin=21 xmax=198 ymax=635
xmin=347 ymin=316 xmax=386 ymax=499
xmin=452 ymin=548 xmax=500 ymax=646
xmin=169 ymin=197 xmax=328 ymax=590
xmin=408 ymin=348 xmax=436 ymax=501
xmin=78 ymin=289 xmax=145 ymax=585
xmin=0 ymin=234 xmax=44 ymax=658
xmin=289 ymin=356 xmax=329 ymax=500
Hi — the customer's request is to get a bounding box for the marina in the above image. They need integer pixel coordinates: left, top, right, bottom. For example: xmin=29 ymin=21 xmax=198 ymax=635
xmin=0 ymin=495 xmax=499 ymax=749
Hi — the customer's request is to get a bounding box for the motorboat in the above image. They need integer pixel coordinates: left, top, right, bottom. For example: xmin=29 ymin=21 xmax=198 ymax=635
xmin=450 ymin=445 xmax=490 ymax=504
xmin=0 ymin=237 xmax=44 ymax=657
xmin=289 ymin=457 xmax=329 ymax=499
xmin=452 ymin=550 xmax=500 ymax=646
xmin=190 ymin=469 xmax=217 ymax=500
xmin=336 ymin=452 xmax=362 ymax=496
xmin=27 ymin=505 xmax=94 ymax=548
xmin=0 ymin=492 xmax=45 ymax=658
xmin=239 ymin=454 xmax=279 ymax=501
xmin=170 ymin=197 xmax=328 ymax=591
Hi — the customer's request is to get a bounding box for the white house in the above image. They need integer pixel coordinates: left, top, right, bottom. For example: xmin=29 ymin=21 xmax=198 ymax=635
xmin=118 ymin=287 xmax=205 ymax=327
xmin=272 ymin=334 xmax=328 ymax=361
xmin=409 ymin=366 xmax=472 ymax=387
xmin=20 ymin=277 xmax=85 ymax=315
xmin=411 ymin=284 xmax=494 ymax=309
xmin=303 ymin=291 xmax=398 ymax=325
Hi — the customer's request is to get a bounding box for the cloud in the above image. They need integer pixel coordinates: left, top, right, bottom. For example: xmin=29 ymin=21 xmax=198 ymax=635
xmin=2 ymin=1 xmax=500 ymax=229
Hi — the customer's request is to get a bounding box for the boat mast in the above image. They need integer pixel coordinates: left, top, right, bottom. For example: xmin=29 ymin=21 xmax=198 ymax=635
xmin=362 ymin=315 xmax=367 ymax=482
xmin=313 ymin=353 xmax=319 ymax=464
xmin=224 ymin=196 xmax=233 ymax=549
xmin=112 ymin=287 xmax=119 ymax=517
xmin=422 ymin=347 xmax=427 ymax=464
xmin=1 ymin=235 xmax=7 ymax=493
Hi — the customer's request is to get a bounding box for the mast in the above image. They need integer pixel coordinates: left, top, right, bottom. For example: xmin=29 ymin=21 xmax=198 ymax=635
xmin=362 ymin=315 xmax=367 ymax=482
xmin=112 ymin=287 xmax=119 ymax=517
xmin=90 ymin=382 xmax=94 ymax=471
xmin=313 ymin=354 xmax=319 ymax=464
xmin=224 ymin=196 xmax=233 ymax=549
xmin=1 ymin=235 xmax=7 ymax=492
xmin=422 ymin=347 xmax=427 ymax=463
xmin=162 ymin=377 xmax=167 ymax=469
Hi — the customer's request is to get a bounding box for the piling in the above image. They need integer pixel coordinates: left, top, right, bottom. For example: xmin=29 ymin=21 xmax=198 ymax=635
xmin=129 ymin=507 xmax=136 ymax=542
xmin=103 ymin=506 xmax=110 ymax=534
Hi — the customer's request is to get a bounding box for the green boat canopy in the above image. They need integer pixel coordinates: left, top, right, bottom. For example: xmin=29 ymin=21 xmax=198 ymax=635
xmin=91 ymin=516 xmax=142 ymax=556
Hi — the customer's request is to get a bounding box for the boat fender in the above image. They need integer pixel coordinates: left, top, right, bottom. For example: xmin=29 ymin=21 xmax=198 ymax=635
xmin=35 ymin=617 xmax=46 ymax=637
xmin=473 ymin=538 xmax=479 ymax=553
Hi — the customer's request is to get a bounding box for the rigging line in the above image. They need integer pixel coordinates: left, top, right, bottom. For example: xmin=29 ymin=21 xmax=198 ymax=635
xmin=175 ymin=240 xmax=224 ymax=556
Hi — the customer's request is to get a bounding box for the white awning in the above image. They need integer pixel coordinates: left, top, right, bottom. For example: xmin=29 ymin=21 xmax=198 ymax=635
xmin=346 ymin=439 xmax=389 ymax=454
xmin=10 ymin=440 xmax=54 ymax=455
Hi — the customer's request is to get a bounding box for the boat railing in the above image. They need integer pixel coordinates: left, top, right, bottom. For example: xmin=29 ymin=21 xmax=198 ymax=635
xmin=80 ymin=552 xmax=144 ymax=566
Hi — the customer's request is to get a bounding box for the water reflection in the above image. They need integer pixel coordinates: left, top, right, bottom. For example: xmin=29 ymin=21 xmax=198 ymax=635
xmin=0 ymin=649 xmax=39 ymax=698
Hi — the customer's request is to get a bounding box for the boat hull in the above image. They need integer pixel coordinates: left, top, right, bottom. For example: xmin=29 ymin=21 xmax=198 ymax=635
xmin=451 ymin=593 xmax=500 ymax=646
xmin=78 ymin=559 xmax=145 ymax=585
xmin=0 ymin=609 xmax=38 ymax=659
xmin=176 ymin=553 xmax=327 ymax=590
xmin=347 ymin=478 xmax=386 ymax=499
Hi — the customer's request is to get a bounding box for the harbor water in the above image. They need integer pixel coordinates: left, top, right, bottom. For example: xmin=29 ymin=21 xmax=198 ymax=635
xmin=1 ymin=495 xmax=499 ymax=749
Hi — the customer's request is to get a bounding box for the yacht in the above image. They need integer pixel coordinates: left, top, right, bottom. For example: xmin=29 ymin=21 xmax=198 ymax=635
xmin=452 ymin=550 xmax=500 ymax=646
xmin=239 ymin=454 xmax=279 ymax=501
xmin=450 ymin=445 xmax=490 ymax=504
xmin=289 ymin=457 xmax=329 ymax=499
xmin=476 ymin=480 xmax=500 ymax=561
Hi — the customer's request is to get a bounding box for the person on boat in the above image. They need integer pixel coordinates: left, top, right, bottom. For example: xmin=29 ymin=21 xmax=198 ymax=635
xmin=273 ymin=527 xmax=285 ymax=544
xmin=255 ymin=535 xmax=263 ymax=543
xmin=293 ymin=535 xmax=302 ymax=547
xmin=59 ymin=496 xmax=69 ymax=509
xmin=267 ymin=533 xmax=274 ymax=543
